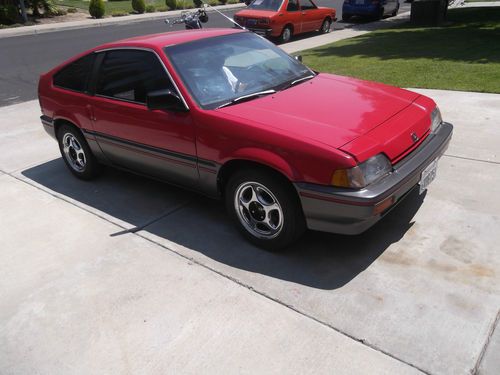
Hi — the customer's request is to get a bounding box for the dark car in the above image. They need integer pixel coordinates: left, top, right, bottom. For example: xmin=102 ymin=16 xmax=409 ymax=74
xmin=342 ymin=0 xmax=399 ymax=21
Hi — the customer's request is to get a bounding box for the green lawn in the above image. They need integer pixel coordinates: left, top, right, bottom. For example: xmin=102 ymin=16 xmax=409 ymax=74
xmin=301 ymin=8 xmax=500 ymax=93
xmin=56 ymin=0 xmax=194 ymax=14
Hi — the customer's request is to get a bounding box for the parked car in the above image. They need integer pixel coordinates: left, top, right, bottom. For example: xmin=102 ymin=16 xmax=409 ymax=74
xmin=38 ymin=29 xmax=452 ymax=250
xmin=234 ymin=0 xmax=336 ymax=43
xmin=342 ymin=0 xmax=399 ymax=21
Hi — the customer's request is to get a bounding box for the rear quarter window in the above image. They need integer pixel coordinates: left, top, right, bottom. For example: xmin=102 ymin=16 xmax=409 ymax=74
xmin=53 ymin=53 xmax=95 ymax=93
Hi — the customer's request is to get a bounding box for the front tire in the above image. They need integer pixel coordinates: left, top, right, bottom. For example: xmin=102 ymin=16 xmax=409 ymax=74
xmin=225 ymin=168 xmax=306 ymax=251
xmin=57 ymin=124 xmax=100 ymax=180
xmin=279 ymin=26 xmax=292 ymax=43
xmin=320 ymin=18 xmax=331 ymax=34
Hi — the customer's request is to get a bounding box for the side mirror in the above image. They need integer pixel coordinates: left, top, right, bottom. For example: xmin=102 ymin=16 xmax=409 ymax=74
xmin=295 ymin=55 xmax=303 ymax=62
xmin=147 ymin=89 xmax=187 ymax=112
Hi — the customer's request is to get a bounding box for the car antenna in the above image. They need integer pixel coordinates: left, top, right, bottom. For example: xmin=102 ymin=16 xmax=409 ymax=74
xmin=197 ymin=0 xmax=247 ymax=30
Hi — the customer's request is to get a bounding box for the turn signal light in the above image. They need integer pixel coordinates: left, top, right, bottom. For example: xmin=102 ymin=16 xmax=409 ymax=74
xmin=331 ymin=169 xmax=350 ymax=188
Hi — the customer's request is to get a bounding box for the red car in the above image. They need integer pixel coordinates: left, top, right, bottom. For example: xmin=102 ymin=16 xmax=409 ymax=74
xmin=38 ymin=29 xmax=452 ymax=250
xmin=234 ymin=0 xmax=336 ymax=43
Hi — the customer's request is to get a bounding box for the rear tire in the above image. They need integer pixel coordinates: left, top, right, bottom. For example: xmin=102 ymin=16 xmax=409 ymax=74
xmin=391 ymin=4 xmax=399 ymax=16
xmin=320 ymin=18 xmax=331 ymax=33
xmin=279 ymin=25 xmax=292 ymax=43
xmin=377 ymin=7 xmax=384 ymax=20
xmin=57 ymin=124 xmax=100 ymax=180
xmin=225 ymin=168 xmax=306 ymax=251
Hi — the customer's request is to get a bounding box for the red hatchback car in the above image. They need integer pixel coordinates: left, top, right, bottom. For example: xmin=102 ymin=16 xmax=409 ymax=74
xmin=234 ymin=0 xmax=336 ymax=43
xmin=38 ymin=29 xmax=453 ymax=250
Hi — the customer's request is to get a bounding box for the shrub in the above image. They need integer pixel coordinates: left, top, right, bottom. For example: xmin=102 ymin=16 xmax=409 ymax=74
xmin=165 ymin=0 xmax=176 ymax=10
xmin=89 ymin=0 xmax=105 ymax=18
xmin=67 ymin=7 xmax=78 ymax=13
xmin=183 ymin=2 xmax=194 ymax=8
xmin=132 ymin=0 xmax=145 ymax=13
xmin=228 ymin=0 xmax=239 ymax=3
xmin=157 ymin=5 xmax=168 ymax=11
xmin=111 ymin=10 xmax=128 ymax=16
xmin=0 ymin=4 xmax=19 ymax=25
xmin=29 ymin=0 xmax=57 ymax=17
xmin=193 ymin=0 xmax=202 ymax=7
xmin=145 ymin=4 xmax=155 ymax=12
xmin=208 ymin=0 xmax=218 ymax=5
xmin=219 ymin=0 xmax=227 ymax=4
xmin=48 ymin=7 xmax=67 ymax=16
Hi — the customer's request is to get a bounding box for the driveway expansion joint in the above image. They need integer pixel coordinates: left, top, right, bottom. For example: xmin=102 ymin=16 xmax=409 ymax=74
xmin=109 ymin=200 xmax=192 ymax=236
xmin=472 ymin=309 xmax=500 ymax=375
xmin=443 ymin=153 xmax=500 ymax=166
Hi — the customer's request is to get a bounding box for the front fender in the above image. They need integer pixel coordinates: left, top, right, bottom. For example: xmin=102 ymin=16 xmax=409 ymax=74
xmin=227 ymin=147 xmax=301 ymax=181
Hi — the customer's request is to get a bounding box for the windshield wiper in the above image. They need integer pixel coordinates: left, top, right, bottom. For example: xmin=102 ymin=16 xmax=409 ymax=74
xmin=216 ymin=89 xmax=276 ymax=109
xmin=288 ymin=74 xmax=315 ymax=87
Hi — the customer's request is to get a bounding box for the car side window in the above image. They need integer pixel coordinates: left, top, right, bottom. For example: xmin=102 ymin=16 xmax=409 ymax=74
xmin=96 ymin=49 xmax=174 ymax=104
xmin=53 ymin=53 xmax=95 ymax=93
xmin=287 ymin=0 xmax=299 ymax=11
xmin=300 ymin=0 xmax=317 ymax=10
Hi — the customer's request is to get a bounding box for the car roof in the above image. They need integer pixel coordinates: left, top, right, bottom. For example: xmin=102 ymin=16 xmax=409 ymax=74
xmin=96 ymin=28 xmax=246 ymax=51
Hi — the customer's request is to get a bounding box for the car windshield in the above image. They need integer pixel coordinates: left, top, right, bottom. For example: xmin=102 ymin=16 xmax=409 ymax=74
xmin=247 ymin=0 xmax=283 ymax=11
xmin=164 ymin=32 xmax=314 ymax=109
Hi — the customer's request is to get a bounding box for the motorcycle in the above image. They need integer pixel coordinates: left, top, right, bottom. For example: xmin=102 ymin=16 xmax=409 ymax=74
xmin=164 ymin=8 xmax=209 ymax=30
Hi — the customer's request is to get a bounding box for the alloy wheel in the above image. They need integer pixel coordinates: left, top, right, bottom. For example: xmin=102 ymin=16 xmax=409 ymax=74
xmin=234 ymin=181 xmax=284 ymax=239
xmin=62 ymin=133 xmax=86 ymax=172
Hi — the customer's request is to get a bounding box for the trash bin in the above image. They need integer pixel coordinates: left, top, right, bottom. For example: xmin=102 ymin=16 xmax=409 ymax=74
xmin=411 ymin=0 xmax=447 ymax=26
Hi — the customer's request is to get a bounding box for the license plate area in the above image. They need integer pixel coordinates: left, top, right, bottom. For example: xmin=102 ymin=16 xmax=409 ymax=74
xmin=419 ymin=158 xmax=438 ymax=194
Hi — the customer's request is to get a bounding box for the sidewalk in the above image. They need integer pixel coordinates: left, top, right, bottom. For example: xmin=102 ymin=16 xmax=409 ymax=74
xmin=0 ymin=3 xmax=245 ymax=39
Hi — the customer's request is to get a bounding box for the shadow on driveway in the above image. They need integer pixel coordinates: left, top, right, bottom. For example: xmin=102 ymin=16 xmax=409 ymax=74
xmin=22 ymin=158 xmax=425 ymax=290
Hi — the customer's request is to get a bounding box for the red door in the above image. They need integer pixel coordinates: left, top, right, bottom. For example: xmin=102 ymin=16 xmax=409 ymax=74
xmin=299 ymin=0 xmax=323 ymax=32
xmin=283 ymin=0 xmax=303 ymax=34
xmin=89 ymin=49 xmax=198 ymax=186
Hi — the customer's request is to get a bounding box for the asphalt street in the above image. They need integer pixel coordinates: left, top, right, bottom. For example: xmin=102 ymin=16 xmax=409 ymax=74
xmin=0 ymin=0 xmax=409 ymax=107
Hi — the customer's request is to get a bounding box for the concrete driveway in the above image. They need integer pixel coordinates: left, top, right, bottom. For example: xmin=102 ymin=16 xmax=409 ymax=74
xmin=0 ymin=89 xmax=499 ymax=374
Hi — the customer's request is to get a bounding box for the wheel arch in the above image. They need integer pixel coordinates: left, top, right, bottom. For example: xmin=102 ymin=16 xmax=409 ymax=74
xmin=217 ymin=151 xmax=301 ymax=197
xmin=53 ymin=117 xmax=82 ymax=139
xmin=283 ymin=23 xmax=294 ymax=34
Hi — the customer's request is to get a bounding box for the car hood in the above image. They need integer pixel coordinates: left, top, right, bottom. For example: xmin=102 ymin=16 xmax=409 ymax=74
xmin=217 ymin=73 xmax=421 ymax=153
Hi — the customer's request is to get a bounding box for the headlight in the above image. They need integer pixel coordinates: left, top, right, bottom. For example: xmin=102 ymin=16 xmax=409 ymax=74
xmin=332 ymin=154 xmax=392 ymax=188
xmin=430 ymin=107 xmax=442 ymax=133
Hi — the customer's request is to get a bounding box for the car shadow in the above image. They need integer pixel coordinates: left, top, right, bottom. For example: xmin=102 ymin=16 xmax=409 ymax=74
xmin=22 ymin=158 xmax=425 ymax=290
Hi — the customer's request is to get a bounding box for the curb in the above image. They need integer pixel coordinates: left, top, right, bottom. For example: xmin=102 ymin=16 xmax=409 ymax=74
xmin=0 ymin=3 xmax=246 ymax=39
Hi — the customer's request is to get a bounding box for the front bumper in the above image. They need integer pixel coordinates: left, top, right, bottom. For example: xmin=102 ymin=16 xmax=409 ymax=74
xmin=247 ymin=27 xmax=273 ymax=37
xmin=295 ymin=122 xmax=453 ymax=235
